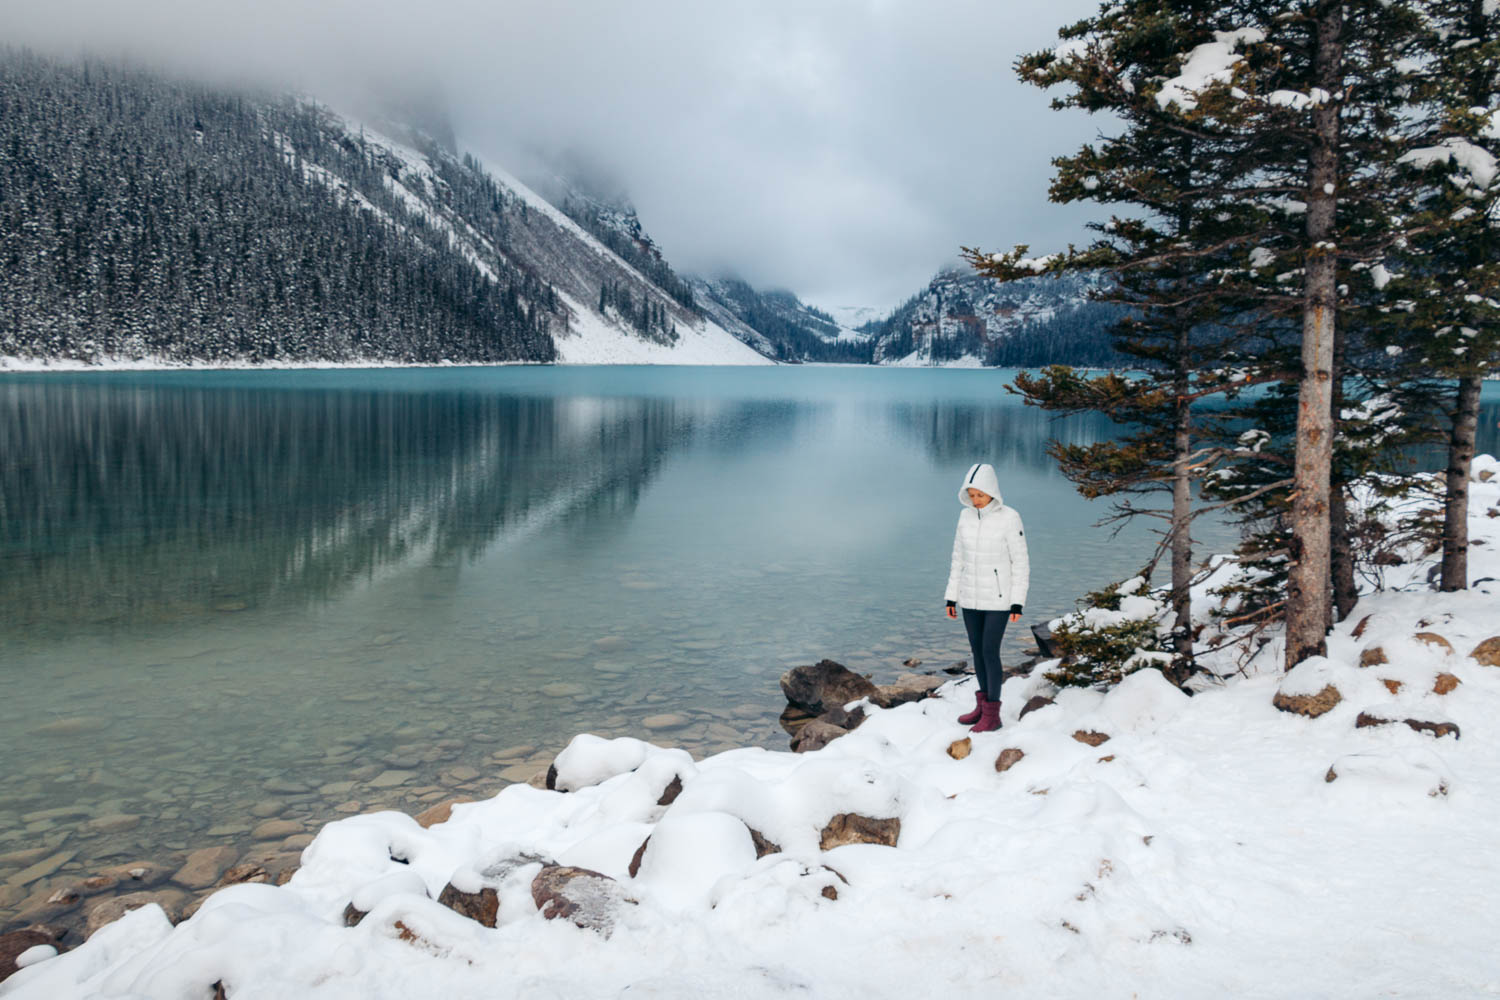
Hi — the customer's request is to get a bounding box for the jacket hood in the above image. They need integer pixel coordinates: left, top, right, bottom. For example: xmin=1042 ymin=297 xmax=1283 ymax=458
xmin=958 ymin=463 xmax=1003 ymax=509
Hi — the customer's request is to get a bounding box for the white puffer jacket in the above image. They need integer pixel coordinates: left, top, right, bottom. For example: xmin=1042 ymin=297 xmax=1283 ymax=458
xmin=943 ymin=462 xmax=1030 ymax=612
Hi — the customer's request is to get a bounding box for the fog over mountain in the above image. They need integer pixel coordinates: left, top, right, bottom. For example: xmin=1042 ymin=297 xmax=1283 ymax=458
xmin=0 ymin=0 xmax=1103 ymax=311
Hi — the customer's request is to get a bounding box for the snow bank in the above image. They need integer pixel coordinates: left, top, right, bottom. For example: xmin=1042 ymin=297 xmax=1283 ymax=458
xmin=8 ymin=465 xmax=1500 ymax=999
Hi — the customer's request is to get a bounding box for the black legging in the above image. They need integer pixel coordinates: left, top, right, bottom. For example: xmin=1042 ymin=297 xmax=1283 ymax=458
xmin=961 ymin=607 xmax=1009 ymax=700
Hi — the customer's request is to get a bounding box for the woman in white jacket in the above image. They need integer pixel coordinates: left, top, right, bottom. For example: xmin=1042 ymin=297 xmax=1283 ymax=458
xmin=944 ymin=462 xmax=1029 ymax=732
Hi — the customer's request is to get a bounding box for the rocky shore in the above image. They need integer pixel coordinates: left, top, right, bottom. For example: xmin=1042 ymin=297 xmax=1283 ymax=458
xmin=0 ymin=654 xmax=968 ymax=983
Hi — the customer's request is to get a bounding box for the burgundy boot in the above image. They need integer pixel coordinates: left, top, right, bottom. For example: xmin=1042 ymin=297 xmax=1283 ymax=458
xmin=957 ymin=690 xmax=986 ymax=725
xmin=969 ymin=699 xmax=1001 ymax=733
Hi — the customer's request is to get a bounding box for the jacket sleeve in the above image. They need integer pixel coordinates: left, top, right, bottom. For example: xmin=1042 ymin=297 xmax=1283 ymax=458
xmin=943 ymin=515 xmax=963 ymax=604
xmin=1007 ymin=510 xmax=1030 ymax=610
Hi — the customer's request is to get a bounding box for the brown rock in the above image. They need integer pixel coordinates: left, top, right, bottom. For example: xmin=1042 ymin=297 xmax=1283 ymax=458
xmin=779 ymin=660 xmax=879 ymax=715
xmin=995 ymin=748 xmax=1026 ymax=773
xmin=819 ymin=703 xmax=867 ymax=731
xmin=778 ymin=704 xmax=816 ymax=735
xmin=250 ymin=819 xmax=304 ymax=841
xmin=1018 ymin=695 xmax=1055 ymax=720
xmin=1 ymin=926 xmax=67 ymax=984
xmin=436 ymin=882 xmax=499 ymax=928
xmin=8 ymin=850 xmax=77 ymax=887
xmin=1098 ymin=755 xmax=1116 ymax=763
xmin=947 ymin=738 xmax=972 ymax=760
xmin=1470 ymin=636 xmax=1500 ymax=667
xmin=627 ymin=837 xmax=649 ymax=878
xmin=791 ymin=720 xmax=851 ymax=754
xmin=1381 ymin=679 xmax=1403 ymax=695
xmin=84 ymin=890 xmax=187 ymax=938
xmin=1272 ymin=685 xmax=1343 ymax=718
xmin=85 ymin=813 xmax=141 ymax=834
xmin=215 ymin=864 xmax=270 ymax=888
xmin=1404 ymin=719 xmax=1461 ymax=740
xmin=545 ymin=763 xmax=560 ymax=791
xmin=655 ymin=775 xmax=683 ymax=807
xmin=1351 ymin=615 xmax=1373 ymax=639
xmin=748 ymin=828 xmax=782 ymax=859
xmin=1072 ymin=730 xmax=1111 ymax=747
xmin=818 ymin=813 xmax=900 ymax=850
xmin=1434 ymin=672 xmax=1461 ymax=695
xmin=97 ymin=861 xmax=172 ymax=889
xmin=12 ymin=886 xmax=83 ymax=926
xmin=870 ymin=674 xmax=944 ymax=709
xmin=530 ymin=865 xmax=634 ymax=933
xmin=1414 ymin=632 xmax=1454 ymax=655
xmin=172 ymin=846 xmax=241 ymax=890
xmin=1355 ymin=713 xmax=1461 ymax=739
xmin=414 ymin=797 xmax=473 ymax=829
xmin=1359 ymin=646 xmax=1389 ymax=668
xmin=820 ymin=884 xmax=839 ymax=900
xmin=342 ymin=902 xmax=366 ymax=927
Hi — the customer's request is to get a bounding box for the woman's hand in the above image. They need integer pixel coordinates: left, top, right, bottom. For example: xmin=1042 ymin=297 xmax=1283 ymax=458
xmin=1009 ymin=612 xmax=1021 ymax=623
xmin=945 ymin=604 xmax=957 ymax=620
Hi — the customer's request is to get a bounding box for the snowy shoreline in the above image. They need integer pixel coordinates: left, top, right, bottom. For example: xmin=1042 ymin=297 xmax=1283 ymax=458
xmin=3 ymin=464 xmax=1499 ymax=997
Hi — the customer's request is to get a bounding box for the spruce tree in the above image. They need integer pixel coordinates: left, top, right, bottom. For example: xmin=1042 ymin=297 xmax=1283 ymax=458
xmin=1376 ymin=0 xmax=1500 ymax=591
xmin=968 ymin=0 xmax=1270 ymax=679
xmin=976 ymin=1 xmax=1430 ymax=670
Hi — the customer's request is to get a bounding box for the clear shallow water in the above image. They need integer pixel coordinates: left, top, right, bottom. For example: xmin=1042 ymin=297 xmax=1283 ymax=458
xmin=1 ymin=366 xmax=1494 ymax=914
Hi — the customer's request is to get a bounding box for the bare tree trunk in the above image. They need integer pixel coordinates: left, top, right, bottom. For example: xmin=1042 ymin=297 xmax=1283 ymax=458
xmin=1440 ymin=372 xmax=1482 ymax=591
xmin=1286 ymin=1 xmax=1342 ymax=670
xmin=1169 ymin=328 xmax=1195 ymax=681
xmin=1330 ymin=319 xmax=1358 ymax=621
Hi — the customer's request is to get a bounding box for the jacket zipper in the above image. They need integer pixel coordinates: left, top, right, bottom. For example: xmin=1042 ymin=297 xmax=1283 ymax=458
xmin=994 ymin=568 xmax=1002 ymax=598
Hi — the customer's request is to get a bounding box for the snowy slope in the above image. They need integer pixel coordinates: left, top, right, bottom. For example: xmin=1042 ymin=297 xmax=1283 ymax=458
xmin=9 ymin=462 xmax=1500 ymax=998
xmin=344 ymin=128 xmax=773 ymax=367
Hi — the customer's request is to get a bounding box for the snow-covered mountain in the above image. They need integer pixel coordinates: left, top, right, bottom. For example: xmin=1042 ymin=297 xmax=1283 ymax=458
xmin=0 ymin=53 xmax=767 ymax=367
xmin=868 ymin=269 xmax=1125 ymax=367
xmin=530 ymin=163 xmax=873 ymax=363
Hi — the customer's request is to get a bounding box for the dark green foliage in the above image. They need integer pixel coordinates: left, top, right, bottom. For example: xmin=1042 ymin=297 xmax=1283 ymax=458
xmin=0 ymin=50 xmax=558 ymax=363
xmin=1044 ymin=579 xmax=1169 ymax=688
xmin=562 ymin=197 xmax=698 ymax=310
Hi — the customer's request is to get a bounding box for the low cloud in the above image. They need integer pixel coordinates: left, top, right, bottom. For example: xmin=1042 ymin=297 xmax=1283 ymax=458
xmin=3 ymin=0 xmax=1105 ymax=310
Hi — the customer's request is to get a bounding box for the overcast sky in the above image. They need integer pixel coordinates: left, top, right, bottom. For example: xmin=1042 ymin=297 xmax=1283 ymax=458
xmin=3 ymin=0 xmax=1107 ymax=312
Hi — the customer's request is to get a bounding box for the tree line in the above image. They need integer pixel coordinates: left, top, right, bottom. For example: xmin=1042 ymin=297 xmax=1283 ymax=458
xmin=969 ymin=0 xmax=1500 ymax=676
xmin=0 ymin=50 xmax=558 ymax=364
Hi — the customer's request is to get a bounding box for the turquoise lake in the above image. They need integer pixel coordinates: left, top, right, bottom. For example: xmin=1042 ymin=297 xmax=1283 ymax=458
xmin=1 ymin=365 xmax=1495 ymax=910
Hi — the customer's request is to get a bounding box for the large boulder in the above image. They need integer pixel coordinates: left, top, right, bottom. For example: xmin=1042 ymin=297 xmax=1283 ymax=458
xmin=171 ymin=846 xmax=240 ymax=890
xmin=530 ymin=865 xmax=634 ymax=934
xmin=870 ymin=674 xmax=944 ymax=709
xmin=995 ymin=748 xmax=1026 ymax=773
xmin=1 ymin=926 xmax=67 ymax=985
xmin=818 ymin=813 xmax=900 ymax=850
xmin=791 ymin=720 xmax=851 ymax=754
xmin=780 ymin=660 xmax=878 ymax=715
xmin=414 ymin=797 xmax=473 ymax=829
xmin=84 ymin=891 xmax=186 ymax=938
xmin=437 ymin=882 xmax=499 ymax=928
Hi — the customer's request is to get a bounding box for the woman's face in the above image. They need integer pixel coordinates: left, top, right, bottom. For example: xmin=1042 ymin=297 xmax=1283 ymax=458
xmin=967 ymin=488 xmax=992 ymax=507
